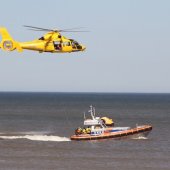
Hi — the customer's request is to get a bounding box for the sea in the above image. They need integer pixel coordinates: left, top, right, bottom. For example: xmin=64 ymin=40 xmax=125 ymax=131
xmin=0 ymin=92 xmax=169 ymax=170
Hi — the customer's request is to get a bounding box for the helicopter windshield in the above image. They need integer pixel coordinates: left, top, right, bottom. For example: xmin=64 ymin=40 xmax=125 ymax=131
xmin=70 ymin=39 xmax=82 ymax=50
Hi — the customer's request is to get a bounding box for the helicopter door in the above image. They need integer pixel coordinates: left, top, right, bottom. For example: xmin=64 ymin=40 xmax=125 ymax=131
xmin=61 ymin=41 xmax=72 ymax=52
xmin=53 ymin=41 xmax=61 ymax=51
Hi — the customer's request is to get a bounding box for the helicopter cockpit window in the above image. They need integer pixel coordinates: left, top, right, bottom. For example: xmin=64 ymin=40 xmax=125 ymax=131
xmin=71 ymin=41 xmax=82 ymax=49
xmin=71 ymin=41 xmax=76 ymax=49
xmin=62 ymin=42 xmax=71 ymax=47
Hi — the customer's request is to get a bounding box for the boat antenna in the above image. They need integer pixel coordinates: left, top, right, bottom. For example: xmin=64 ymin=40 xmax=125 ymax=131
xmin=93 ymin=107 xmax=95 ymax=117
xmin=84 ymin=112 xmax=86 ymax=120
xmin=89 ymin=105 xmax=95 ymax=119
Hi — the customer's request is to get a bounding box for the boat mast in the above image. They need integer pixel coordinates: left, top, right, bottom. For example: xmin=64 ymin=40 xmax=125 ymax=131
xmin=89 ymin=105 xmax=95 ymax=119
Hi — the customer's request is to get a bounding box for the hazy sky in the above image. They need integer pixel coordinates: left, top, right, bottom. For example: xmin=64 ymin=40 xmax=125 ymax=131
xmin=0 ymin=0 xmax=170 ymax=93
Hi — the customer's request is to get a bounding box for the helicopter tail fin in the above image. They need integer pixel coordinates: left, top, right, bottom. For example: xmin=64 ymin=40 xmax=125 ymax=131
xmin=0 ymin=27 xmax=23 ymax=52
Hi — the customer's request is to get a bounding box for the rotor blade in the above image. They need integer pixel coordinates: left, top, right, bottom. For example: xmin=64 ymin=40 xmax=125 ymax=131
xmin=57 ymin=27 xmax=85 ymax=32
xmin=24 ymin=25 xmax=89 ymax=33
xmin=60 ymin=30 xmax=90 ymax=32
xmin=23 ymin=25 xmax=53 ymax=32
xmin=27 ymin=28 xmax=50 ymax=32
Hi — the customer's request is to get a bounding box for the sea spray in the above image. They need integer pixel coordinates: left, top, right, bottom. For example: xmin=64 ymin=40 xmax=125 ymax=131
xmin=0 ymin=135 xmax=71 ymax=142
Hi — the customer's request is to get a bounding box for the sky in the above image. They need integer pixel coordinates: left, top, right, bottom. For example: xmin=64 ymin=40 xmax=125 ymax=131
xmin=0 ymin=0 xmax=170 ymax=93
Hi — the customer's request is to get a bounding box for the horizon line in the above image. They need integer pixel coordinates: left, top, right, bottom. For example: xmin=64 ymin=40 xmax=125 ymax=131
xmin=0 ymin=91 xmax=170 ymax=95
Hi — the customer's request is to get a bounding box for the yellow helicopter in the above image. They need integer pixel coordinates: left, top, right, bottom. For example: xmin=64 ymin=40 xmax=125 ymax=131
xmin=0 ymin=25 xmax=86 ymax=53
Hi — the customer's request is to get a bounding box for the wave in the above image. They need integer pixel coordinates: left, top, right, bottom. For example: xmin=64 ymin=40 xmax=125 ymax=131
xmin=0 ymin=135 xmax=71 ymax=142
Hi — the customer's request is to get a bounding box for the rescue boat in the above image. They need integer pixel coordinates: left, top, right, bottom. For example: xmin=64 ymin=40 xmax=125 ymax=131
xmin=70 ymin=106 xmax=152 ymax=141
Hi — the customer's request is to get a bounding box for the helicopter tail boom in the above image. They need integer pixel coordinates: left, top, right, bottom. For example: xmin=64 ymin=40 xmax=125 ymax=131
xmin=0 ymin=27 xmax=23 ymax=52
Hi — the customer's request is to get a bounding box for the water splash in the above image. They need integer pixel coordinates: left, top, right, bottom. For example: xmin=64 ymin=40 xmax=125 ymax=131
xmin=0 ymin=135 xmax=71 ymax=142
xmin=133 ymin=136 xmax=148 ymax=140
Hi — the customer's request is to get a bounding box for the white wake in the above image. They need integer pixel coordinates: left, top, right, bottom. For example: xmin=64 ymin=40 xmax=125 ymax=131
xmin=0 ymin=135 xmax=71 ymax=142
xmin=133 ymin=136 xmax=148 ymax=140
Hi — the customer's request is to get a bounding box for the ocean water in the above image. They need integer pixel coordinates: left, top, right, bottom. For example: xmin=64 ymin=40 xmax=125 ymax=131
xmin=0 ymin=92 xmax=169 ymax=170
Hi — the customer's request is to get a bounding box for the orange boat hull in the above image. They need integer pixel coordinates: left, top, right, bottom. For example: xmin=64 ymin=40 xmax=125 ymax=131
xmin=70 ymin=125 xmax=152 ymax=141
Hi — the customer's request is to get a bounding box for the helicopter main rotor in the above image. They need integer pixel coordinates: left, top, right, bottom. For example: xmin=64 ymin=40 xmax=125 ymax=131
xmin=23 ymin=25 xmax=88 ymax=33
